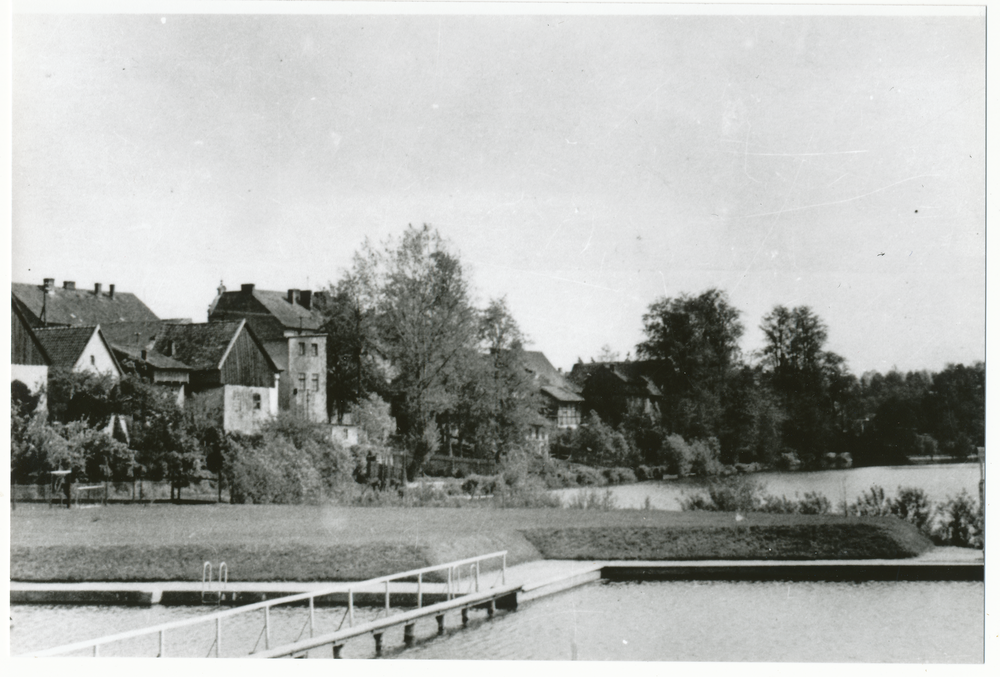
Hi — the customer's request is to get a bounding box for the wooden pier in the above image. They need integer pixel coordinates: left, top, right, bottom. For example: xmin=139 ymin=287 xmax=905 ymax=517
xmin=253 ymin=582 xmax=521 ymax=658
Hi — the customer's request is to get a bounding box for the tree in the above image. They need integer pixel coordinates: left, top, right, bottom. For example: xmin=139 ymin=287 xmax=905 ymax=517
xmin=758 ymin=305 xmax=851 ymax=466
xmin=361 ymin=225 xmax=480 ymax=468
xmin=452 ymin=297 xmax=540 ymax=461
xmin=320 ymin=272 xmax=390 ymax=423
xmin=595 ymin=344 xmax=620 ymax=362
xmin=637 ymin=288 xmax=744 ymax=440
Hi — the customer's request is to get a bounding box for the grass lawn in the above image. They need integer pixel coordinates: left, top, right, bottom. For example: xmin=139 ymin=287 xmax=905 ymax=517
xmin=10 ymin=504 xmax=933 ymax=582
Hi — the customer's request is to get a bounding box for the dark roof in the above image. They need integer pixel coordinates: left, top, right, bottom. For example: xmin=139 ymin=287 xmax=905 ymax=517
xmin=209 ymin=286 xmax=326 ymax=337
xmin=571 ymin=360 xmax=663 ymax=398
xmin=11 ymin=299 xmax=51 ymax=365
xmin=32 ymin=326 xmax=113 ymax=371
xmin=522 ymin=350 xmax=578 ymax=392
xmin=101 ymin=320 xmax=279 ymax=375
xmin=540 ymin=385 xmax=585 ymax=403
xmin=11 ymin=282 xmax=159 ymax=327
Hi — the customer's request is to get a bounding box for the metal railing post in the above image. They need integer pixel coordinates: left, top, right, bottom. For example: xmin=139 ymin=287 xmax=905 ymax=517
xmin=264 ymin=606 xmax=271 ymax=650
xmin=475 ymin=561 xmax=480 ymax=592
xmin=215 ymin=617 xmax=222 ymax=657
xmin=309 ymin=597 xmax=315 ymax=638
xmin=158 ymin=630 xmax=165 ymax=657
xmin=348 ymin=589 xmax=355 ymax=627
xmin=93 ymin=644 xmax=99 ymax=657
xmin=417 ymin=573 xmax=423 ymax=608
xmin=385 ymin=580 xmax=390 ymax=615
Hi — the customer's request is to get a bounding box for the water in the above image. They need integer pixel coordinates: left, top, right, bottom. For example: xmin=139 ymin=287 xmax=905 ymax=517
xmin=12 ymin=580 xmax=983 ymax=662
xmin=554 ymin=463 xmax=981 ymax=511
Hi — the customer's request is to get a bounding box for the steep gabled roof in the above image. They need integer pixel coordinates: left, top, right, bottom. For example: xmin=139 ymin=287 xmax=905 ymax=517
xmin=521 ymin=350 xmax=578 ymax=393
xmin=209 ymin=286 xmax=326 ymax=338
xmin=11 ymin=282 xmax=159 ymax=327
xmin=11 ymin=299 xmax=52 ymax=365
xmin=159 ymin=320 xmax=281 ymax=374
xmin=33 ymin=325 xmax=122 ymax=374
xmin=571 ymin=360 xmax=663 ymax=398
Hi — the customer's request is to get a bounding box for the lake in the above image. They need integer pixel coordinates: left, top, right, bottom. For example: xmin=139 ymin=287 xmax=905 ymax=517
xmin=553 ymin=463 xmax=982 ymax=511
xmin=12 ymin=580 xmax=983 ymax=662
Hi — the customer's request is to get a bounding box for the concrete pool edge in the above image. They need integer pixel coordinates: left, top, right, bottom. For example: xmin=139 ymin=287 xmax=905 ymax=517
xmin=10 ymin=551 xmax=983 ymax=607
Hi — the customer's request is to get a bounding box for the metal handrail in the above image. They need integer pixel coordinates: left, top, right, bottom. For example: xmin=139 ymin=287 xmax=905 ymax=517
xmin=24 ymin=550 xmax=508 ymax=657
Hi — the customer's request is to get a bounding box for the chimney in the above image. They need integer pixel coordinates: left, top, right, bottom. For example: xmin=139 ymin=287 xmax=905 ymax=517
xmin=94 ymin=283 xmax=102 ymax=296
xmin=300 ymin=290 xmax=312 ymax=309
xmin=43 ymin=278 xmax=55 ymax=295
xmin=287 ymin=289 xmax=299 ymax=304
xmin=241 ymin=283 xmax=255 ymax=295
xmin=141 ymin=349 xmax=148 ymax=361
xmin=109 ymin=284 xmax=115 ymax=299
xmin=63 ymin=281 xmax=76 ymax=291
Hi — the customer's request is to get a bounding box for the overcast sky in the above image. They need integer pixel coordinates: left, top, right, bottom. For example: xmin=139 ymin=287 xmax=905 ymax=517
xmin=11 ymin=5 xmax=985 ymax=375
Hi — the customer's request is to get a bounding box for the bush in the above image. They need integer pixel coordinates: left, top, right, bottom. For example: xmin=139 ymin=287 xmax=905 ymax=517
xmin=932 ymin=491 xmax=983 ymax=548
xmin=891 ymin=487 xmax=933 ymax=533
xmin=682 ymin=475 xmax=766 ymax=512
xmin=224 ymin=415 xmax=353 ymax=504
xmin=574 ymin=465 xmax=606 ymax=487
xmin=848 ymin=485 xmax=894 ymax=517
xmin=798 ymin=491 xmax=832 ymax=515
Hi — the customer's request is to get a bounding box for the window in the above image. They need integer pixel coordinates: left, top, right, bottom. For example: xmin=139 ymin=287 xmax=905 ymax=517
xmin=252 ymin=393 xmax=261 ymax=410
xmin=312 ymin=343 xmax=319 ymax=356
xmin=311 ymin=374 xmax=320 ymax=391
xmin=557 ymin=405 xmax=581 ymax=429
xmin=298 ymin=342 xmax=306 ymax=356
xmin=298 ymin=374 xmax=306 ymax=392
xmin=90 ymin=355 xmax=96 ymax=366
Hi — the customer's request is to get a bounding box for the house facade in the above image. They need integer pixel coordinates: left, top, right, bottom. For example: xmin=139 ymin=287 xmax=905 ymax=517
xmin=569 ymin=360 xmax=663 ymax=426
xmin=521 ymin=351 xmax=584 ymax=429
xmin=208 ymin=283 xmax=328 ymax=423
xmin=102 ymin=320 xmax=281 ymax=434
xmin=11 ymin=300 xmax=51 ymax=391
xmin=32 ymin=325 xmax=124 ymax=381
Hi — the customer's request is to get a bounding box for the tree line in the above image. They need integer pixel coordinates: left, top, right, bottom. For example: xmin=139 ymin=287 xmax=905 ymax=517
xmin=11 ymin=224 xmax=985 ymax=500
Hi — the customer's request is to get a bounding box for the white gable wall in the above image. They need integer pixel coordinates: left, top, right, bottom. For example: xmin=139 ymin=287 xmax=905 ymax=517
xmin=72 ymin=331 xmax=122 ymax=380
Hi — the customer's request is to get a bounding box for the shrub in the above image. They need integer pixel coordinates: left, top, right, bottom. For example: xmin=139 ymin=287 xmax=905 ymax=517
xmin=797 ymin=491 xmax=832 ymax=515
xmin=636 ymin=465 xmax=652 ymax=481
xmin=891 ymin=487 xmax=933 ymax=533
xmin=776 ymin=451 xmax=802 ymax=471
xmin=681 ymin=475 xmax=766 ymax=512
xmin=759 ymin=494 xmax=798 ymax=514
xmin=574 ymin=465 xmax=606 ymax=487
xmin=848 ymin=485 xmax=894 ymax=517
xmin=932 ymin=491 xmax=983 ymax=548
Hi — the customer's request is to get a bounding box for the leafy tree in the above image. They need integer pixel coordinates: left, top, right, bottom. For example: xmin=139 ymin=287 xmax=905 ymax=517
xmin=925 ymin=362 xmax=984 ymax=458
xmin=758 ymin=305 xmax=850 ymax=466
xmin=637 ymin=288 xmax=744 ymax=440
xmin=358 ymin=225 xmax=480 ymax=468
xmin=452 ymin=298 xmax=540 ymax=461
xmin=320 ymin=277 xmax=390 ymax=423
xmin=354 ymin=392 xmax=396 ymax=446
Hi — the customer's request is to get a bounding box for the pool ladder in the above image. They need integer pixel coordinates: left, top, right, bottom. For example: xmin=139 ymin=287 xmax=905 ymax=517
xmin=202 ymin=561 xmax=228 ymax=605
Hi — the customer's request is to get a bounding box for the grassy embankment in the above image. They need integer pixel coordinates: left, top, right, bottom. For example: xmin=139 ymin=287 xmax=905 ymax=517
xmin=10 ymin=504 xmax=933 ymax=582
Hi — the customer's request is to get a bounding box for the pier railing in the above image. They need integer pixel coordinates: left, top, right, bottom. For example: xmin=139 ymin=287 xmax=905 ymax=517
xmin=24 ymin=550 xmax=508 ymax=658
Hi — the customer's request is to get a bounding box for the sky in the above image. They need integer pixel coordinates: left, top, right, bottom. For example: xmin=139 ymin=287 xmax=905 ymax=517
xmin=10 ymin=4 xmax=986 ymax=376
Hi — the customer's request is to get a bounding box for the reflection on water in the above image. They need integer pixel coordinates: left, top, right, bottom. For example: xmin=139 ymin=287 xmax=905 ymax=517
xmin=554 ymin=463 xmax=981 ymax=511
xmin=12 ymin=580 xmax=983 ymax=662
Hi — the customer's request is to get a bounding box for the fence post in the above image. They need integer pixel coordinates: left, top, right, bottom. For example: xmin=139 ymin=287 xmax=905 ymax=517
xmin=417 ymin=573 xmax=423 ymax=608
xmin=215 ymin=617 xmax=222 ymax=657
xmin=264 ymin=606 xmax=271 ymax=650
xmin=309 ymin=597 xmax=315 ymax=638
xmin=158 ymin=630 xmax=165 ymax=657
xmin=348 ymin=589 xmax=354 ymax=627
xmin=385 ymin=580 xmax=390 ymax=615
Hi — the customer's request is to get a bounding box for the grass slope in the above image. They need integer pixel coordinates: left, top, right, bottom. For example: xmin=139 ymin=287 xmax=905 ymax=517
xmin=10 ymin=505 xmax=932 ymax=582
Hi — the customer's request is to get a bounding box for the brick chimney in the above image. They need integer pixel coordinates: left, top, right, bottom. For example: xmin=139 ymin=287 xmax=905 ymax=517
xmin=287 ymin=289 xmax=299 ymax=304
xmin=241 ymin=283 xmax=255 ymax=294
xmin=109 ymin=284 xmax=115 ymax=299
xmin=300 ymin=290 xmax=312 ymax=309
xmin=94 ymin=283 xmax=102 ymax=296
xmin=63 ymin=281 xmax=76 ymax=291
xmin=43 ymin=278 xmax=55 ymax=295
